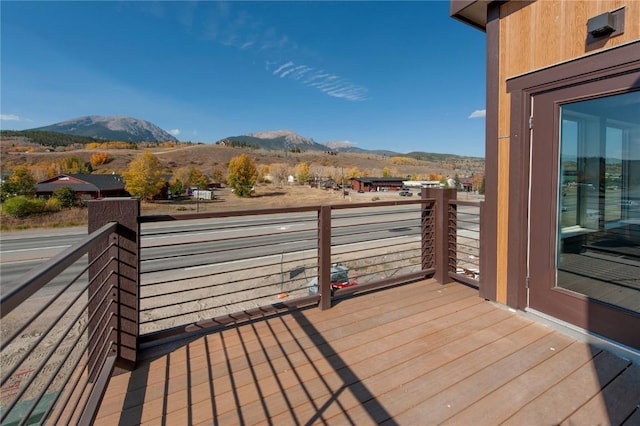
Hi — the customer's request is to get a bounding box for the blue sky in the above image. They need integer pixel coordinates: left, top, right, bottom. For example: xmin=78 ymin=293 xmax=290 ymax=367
xmin=1 ymin=1 xmax=486 ymax=157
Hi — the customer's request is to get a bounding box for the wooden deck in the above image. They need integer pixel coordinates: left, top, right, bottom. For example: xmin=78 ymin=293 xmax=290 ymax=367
xmin=94 ymin=279 xmax=640 ymax=425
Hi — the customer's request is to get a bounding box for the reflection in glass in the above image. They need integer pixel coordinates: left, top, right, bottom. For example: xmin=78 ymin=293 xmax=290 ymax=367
xmin=557 ymin=91 xmax=640 ymax=314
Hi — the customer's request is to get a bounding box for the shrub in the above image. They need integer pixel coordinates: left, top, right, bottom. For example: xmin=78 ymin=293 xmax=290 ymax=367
xmin=45 ymin=198 xmax=62 ymax=212
xmin=371 ymin=196 xmax=380 ymax=201
xmin=52 ymin=186 xmax=76 ymax=208
xmin=3 ymin=196 xmax=47 ymax=218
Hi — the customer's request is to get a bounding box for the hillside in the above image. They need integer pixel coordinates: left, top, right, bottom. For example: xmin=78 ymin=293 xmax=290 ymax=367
xmin=0 ymin=137 xmax=484 ymax=183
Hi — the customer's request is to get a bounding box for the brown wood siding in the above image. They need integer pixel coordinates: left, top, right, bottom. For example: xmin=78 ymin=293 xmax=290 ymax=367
xmin=500 ymin=0 xmax=638 ymax=78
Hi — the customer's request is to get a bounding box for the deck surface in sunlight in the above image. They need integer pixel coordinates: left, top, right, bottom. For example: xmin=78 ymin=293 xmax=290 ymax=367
xmin=95 ymin=279 xmax=640 ymax=425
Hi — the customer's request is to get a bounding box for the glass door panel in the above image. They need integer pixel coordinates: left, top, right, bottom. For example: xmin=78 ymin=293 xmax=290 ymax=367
xmin=557 ymin=91 xmax=640 ymax=314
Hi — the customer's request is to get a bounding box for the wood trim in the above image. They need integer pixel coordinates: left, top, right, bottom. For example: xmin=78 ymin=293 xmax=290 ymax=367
xmin=507 ymin=40 xmax=640 ymax=93
xmin=506 ymin=88 xmax=529 ymax=309
xmin=479 ymin=2 xmax=500 ymax=302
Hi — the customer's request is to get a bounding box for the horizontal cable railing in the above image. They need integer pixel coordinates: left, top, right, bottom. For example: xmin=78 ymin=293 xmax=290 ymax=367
xmin=138 ymin=208 xmax=323 ymax=340
xmin=447 ymin=199 xmax=483 ymax=288
xmin=138 ymin=200 xmax=437 ymax=341
xmin=0 ymin=222 xmax=118 ymax=426
xmin=329 ymin=201 xmax=435 ymax=297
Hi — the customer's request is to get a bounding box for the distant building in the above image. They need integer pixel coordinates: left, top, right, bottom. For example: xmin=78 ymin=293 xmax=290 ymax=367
xmin=351 ymin=177 xmax=405 ymax=192
xmin=36 ymin=173 xmax=127 ymax=201
xmin=459 ymin=177 xmax=474 ymax=192
xmin=403 ymin=180 xmax=441 ymax=189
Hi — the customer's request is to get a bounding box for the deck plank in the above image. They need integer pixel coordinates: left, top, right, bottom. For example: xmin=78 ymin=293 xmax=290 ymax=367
xmin=560 ymin=363 xmax=640 ymax=426
xmin=440 ymin=341 xmax=602 ymax=425
xmin=93 ymin=279 xmax=640 ymax=426
xmin=502 ymin=350 xmax=631 ymax=425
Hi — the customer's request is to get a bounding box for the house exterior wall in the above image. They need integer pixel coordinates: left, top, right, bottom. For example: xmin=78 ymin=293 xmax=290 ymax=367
xmin=490 ymin=0 xmax=640 ymax=305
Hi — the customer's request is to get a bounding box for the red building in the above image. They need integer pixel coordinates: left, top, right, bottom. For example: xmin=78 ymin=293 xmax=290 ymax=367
xmin=36 ymin=174 xmax=128 ymax=201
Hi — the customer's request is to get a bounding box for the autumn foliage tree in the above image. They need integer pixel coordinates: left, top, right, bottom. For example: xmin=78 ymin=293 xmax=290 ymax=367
xmin=122 ymin=151 xmax=166 ymax=199
xmin=188 ymin=167 xmax=209 ymax=189
xmin=346 ymin=167 xmax=363 ymax=180
xmin=90 ymin=152 xmax=112 ymax=166
xmin=227 ymin=154 xmax=258 ymax=197
xmin=59 ymin=156 xmax=90 ymax=174
xmin=0 ymin=166 xmax=36 ymax=200
xmin=212 ymin=167 xmax=225 ymax=184
xmin=295 ymin=162 xmax=311 ymax=185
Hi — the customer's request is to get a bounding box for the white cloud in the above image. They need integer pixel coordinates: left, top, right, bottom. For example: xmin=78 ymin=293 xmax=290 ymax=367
xmin=1 ymin=114 xmax=21 ymax=121
xmin=273 ymin=61 xmax=294 ymax=75
xmin=270 ymin=61 xmax=368 ymax=102
xmin=468 ymin=109 xmax=486 ymax=119
xmin=185 ymin=4 xmax=368 ymax=102
xmin=169 ymin=128 xmax=181 ymax=136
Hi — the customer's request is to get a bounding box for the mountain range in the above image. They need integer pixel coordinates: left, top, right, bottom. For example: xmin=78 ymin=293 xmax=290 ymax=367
xmin=29 ymin=115 xmax=179 ymax=143
xmin=13 ymin=115 xmax=482 ymax=160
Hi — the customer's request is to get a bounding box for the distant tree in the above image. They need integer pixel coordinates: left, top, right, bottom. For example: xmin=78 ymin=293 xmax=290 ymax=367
xmin=172 ymin=167 xmax=191 ymax=188
xmin=479 ymin=176 xmax=486 ymax=195
xmin=453 ymin=174 xmax=462 ymax=190
xmin=227 ymin=154 xmax=258 ymax=197
xmin=295 ymin=162 xmax=311 ymax=185
xmin=346 ymin=167 xmax=362 ymax=180
xmin=391 ymin=156 xmax=419 ymax=166
xmin=122 ymin=151 xmax=166 ymax=199
xmin=59 ymin=156 xmax=90 ymax=174
xmin=170 ymin=179 xmax=185 ymax=196
xmin=382 ymin=167 xmax=391 ymax=178
xmin=212 ymin=167 xmax=225 ymax=184
xmin=52 ymin=186 xmax=76 ymax=208
xmin=90 ymin=152 xmax=112 ymax=166
xmin=1 ymin=166 xmax=36 ymax=199
xmin=188 ymin=167 xmax=209 ymax=189
xmin=472 ymin=173 xmax=484 ymax=193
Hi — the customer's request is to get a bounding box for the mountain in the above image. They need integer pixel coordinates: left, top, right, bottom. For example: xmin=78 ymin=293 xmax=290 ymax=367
xmin=29 ymin=115 xmax=178 ymax=143
xmin=216 ymin=130 xmax=330 ymax=152
xmin=324 ymin=140 xmax=399 ymax=156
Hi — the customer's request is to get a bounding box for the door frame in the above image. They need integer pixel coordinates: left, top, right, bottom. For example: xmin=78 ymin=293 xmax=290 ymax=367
xmin=506 ymin=41 xmax=640 ymax=349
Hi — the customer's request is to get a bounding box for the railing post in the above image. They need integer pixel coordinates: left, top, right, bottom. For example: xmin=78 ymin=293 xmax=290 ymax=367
xmin=423 ymin=188 xmax=457 ymax=284
xmin=318 ymin=205 xmax=332 ymax=310
xmin=88 ymin=198 xmax=139 ymax=375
